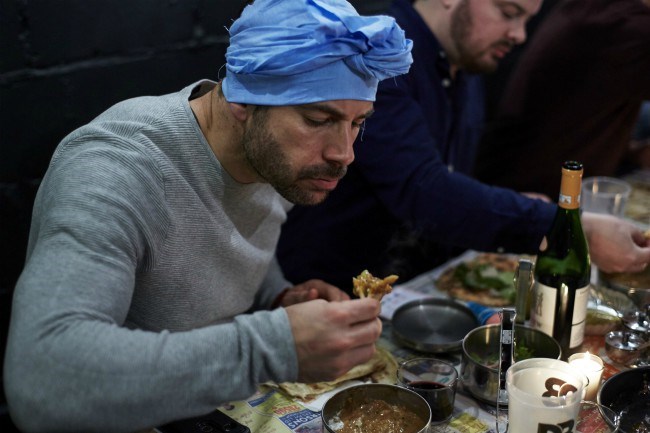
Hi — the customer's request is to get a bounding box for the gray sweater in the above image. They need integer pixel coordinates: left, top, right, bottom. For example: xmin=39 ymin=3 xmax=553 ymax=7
xmin=4 ymin=81 xmax=298 ymax=432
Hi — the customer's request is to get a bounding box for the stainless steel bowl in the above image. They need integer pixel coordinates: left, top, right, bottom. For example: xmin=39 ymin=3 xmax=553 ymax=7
xmin=391 ymin=298 xmax=479 ymax=353
xmin=321 ymin=383 xmax=431 ymax=433
xmin=604 ymin=330 xmax=647 ymax=366
xmin=460 ymin=324 xmax=562 ymax=405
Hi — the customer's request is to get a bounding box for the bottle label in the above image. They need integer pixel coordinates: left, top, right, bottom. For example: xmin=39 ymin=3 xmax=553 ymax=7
xmin=531 ymin=282 xmax=589 ymax=349
xmin=558 ymin=166 xmax=583 ymax=210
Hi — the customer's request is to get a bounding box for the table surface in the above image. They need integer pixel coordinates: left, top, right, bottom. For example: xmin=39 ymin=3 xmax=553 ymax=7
xmin=204 ymin=171 xmax=650 ymax=433
xmin=214 ymin=271 xmax=630 ymax=433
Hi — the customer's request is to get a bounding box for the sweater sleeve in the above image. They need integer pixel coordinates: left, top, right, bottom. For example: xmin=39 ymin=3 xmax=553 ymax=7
xmin=356 ymin=77 xmax=556 ymax=253
xmin=253 ymin=256 xmax=292 ymax=309
xmin=3 ymin=141 xmax=298 ymax=432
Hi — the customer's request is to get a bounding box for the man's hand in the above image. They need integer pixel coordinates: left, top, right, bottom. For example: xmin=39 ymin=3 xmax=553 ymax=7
xmin=275 ymin=279 xmax=350 ymax=307
xmin=582 ymin=212 xmax=650 ymax=273
xmin=521 ymin=191 xmax=552 ymax=202
xmin=285 ymin=298 xmax=381 ymax=383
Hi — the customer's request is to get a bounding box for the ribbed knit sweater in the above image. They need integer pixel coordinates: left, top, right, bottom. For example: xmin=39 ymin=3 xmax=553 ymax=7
xmin=4 ymin=81 xmax=297 ymax=432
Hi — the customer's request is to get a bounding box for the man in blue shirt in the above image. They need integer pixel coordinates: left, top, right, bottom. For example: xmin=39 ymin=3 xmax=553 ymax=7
xmin=278 ymin=0 xmax=650 ymax=293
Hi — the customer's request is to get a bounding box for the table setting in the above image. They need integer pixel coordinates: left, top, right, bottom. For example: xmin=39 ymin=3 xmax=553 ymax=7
xmin=158 ymin=170 xmax=650 ymax=433
xmin=194 ymin=246 xmax=647 ymax=433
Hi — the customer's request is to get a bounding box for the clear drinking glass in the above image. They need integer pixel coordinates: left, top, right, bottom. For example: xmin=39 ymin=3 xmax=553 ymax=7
xmin=397 ymin=357 xmax=458 ymax=425
xmin=581 ymin=176 xmax=632 ymax=217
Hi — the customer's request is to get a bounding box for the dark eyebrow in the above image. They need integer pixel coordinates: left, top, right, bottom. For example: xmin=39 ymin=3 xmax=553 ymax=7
xmin=298 ymin=103 xmax=375 ymax=120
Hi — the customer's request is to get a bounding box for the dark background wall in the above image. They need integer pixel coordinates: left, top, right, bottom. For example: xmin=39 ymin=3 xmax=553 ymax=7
xmin=0 ymin=0 xmax=390 ymax=428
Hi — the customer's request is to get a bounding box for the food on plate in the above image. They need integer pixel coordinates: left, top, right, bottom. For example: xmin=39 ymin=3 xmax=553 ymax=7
xmin=268 ymin=346 xmax=398 ymax=401
xmin=352 ymin=270 xmax=398 ymax=301
xmin=436 ymin=253 xmax=519 ymax=307
xmin=585 ymin=305 xmax=621 ymax=336
xmin=335 ymin=397 xmax=426 ymax=433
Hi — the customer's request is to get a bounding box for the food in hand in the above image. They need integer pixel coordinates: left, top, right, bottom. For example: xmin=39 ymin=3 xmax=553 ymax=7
xmin=352 ymin=270 xmax=398 ymax=301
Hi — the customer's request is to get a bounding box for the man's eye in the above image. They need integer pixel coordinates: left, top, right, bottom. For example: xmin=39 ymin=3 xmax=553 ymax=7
xmin=305 ymin=117 xmax=332 ymax=127
xmin=500 ymin=7 xmax=520 ymax=19
xmin=305 ymin=117 xmax=365 ymax=129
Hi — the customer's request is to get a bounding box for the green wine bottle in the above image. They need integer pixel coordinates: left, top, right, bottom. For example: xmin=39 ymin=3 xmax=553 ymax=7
xmin=530 ymin=161 xmax=591 ymax=359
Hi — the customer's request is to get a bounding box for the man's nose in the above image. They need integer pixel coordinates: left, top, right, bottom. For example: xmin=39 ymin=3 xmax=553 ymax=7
xmin=324 ymin=126 xmax=356 ymax=166
xmin=508 ymin=20 xmax=527 ymax=45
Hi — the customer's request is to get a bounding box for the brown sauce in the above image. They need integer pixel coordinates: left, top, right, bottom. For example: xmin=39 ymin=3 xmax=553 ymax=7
xmin=336 ymin=397 xmax=426 ymax=433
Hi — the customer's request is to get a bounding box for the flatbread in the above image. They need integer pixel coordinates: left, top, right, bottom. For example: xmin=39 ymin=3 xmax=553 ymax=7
xmin=435 ymin=253 xmax=519 ymax=307
xmin=267 ymin=346 xmax=398 ymax=401
xmin=352 ymin=270 xmax=398 ymax=301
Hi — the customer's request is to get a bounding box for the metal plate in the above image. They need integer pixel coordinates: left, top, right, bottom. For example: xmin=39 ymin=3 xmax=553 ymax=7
xmin=391 ymin=298 xmax=479 ymax=353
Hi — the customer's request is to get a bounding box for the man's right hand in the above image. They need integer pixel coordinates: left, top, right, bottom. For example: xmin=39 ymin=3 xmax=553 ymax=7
xmin=582 ymin=212 xmax=650 ymax=273
xmin=285 ymin=298 xmax=382 ymax=383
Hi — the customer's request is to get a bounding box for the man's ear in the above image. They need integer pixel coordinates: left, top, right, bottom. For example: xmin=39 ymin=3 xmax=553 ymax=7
xmin=228 ymin=102 xmax=250 ymax=122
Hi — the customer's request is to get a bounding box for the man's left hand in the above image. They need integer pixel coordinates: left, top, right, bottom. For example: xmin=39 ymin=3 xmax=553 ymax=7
xmin=276 ymin=279 xmax=350 ymax=307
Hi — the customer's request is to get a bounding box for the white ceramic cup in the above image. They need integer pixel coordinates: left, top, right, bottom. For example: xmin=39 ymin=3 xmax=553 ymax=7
xmin=506 ymin=358 xmax=587 ymax=433
xmin=581 ymin=176 xmax=631 ymax=217
xmin=497 ymin=359 xmax=620 ymax=433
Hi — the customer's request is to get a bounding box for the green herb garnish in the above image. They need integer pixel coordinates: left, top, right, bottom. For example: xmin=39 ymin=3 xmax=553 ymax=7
xmin=453 ymin=263 xmax=516 ymax=303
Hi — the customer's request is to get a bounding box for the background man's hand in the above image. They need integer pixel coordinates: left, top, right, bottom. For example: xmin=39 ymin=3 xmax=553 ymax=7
xmin=522 ymin=191 xmax=552 ymax=202
xmin=582 ymin=212 xmax=650 ymax=273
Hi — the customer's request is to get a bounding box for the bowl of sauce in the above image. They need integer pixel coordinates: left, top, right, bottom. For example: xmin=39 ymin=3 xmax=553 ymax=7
xmin=321 ymin=383 xmax=431 ymax=433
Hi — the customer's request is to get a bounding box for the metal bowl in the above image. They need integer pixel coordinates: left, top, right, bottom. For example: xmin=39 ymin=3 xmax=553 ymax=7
xmin=321 ymin=383 xmax=431 ymax=433
xmin=600 ymin=267 xmax=650 ymax=309
xmin=598 ymin=366 xmax=650 ymax=433
xmin=391 ymin=298 xmax=479 ymax=353
xmin=604 ymin=330 xmax=647 ymax=366
xmin=460 ymin=324 xmax=562 ymax=405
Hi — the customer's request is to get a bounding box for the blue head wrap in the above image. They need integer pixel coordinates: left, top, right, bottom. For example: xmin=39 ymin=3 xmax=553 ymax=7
xmin=222 ymin=0 xmax=413 ymax=105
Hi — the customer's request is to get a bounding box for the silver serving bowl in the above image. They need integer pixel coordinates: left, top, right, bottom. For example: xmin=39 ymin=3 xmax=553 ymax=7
xmin=460 ymin=324 xmax=562 ymax=405
xmin=391 ymin=298 xmax=479 ymax=353
xmin=605 ymin=330 xmax=648 ymax=367
xmin=321 ymin=383 xmax=431 ymax=433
